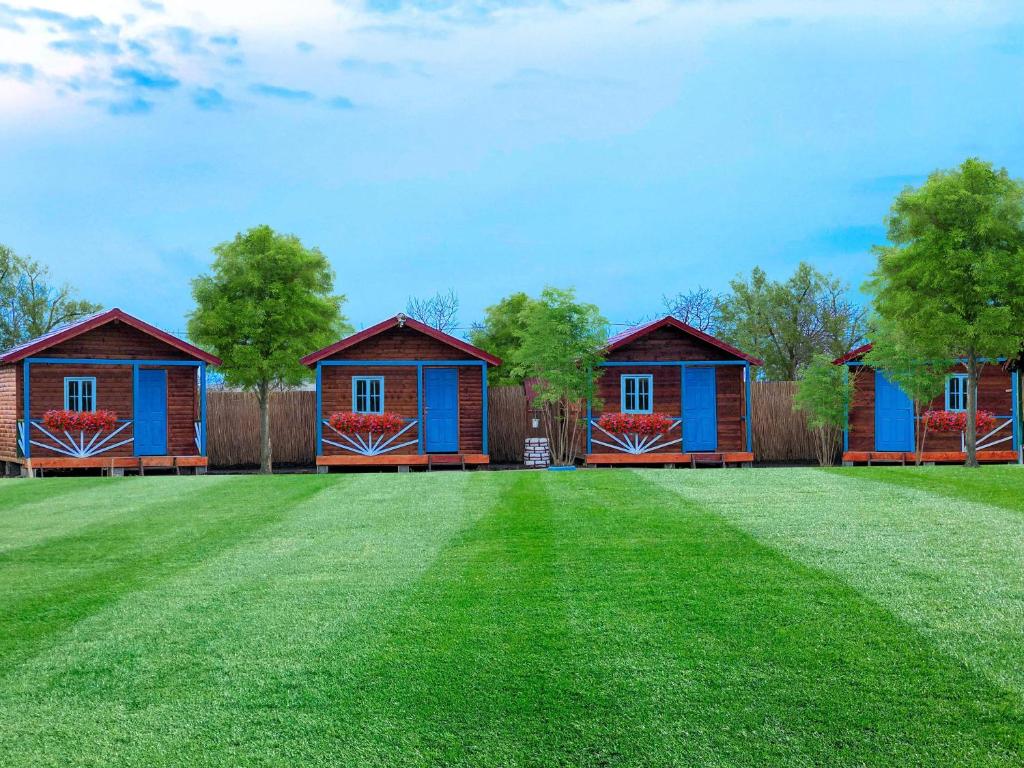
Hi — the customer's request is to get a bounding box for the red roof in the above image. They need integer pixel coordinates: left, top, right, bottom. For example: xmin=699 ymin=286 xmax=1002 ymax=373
xmin=606 ymin=316 xmax=763 ymax=365
xmin=832 ymin=343 xmax=873 ymax=365
xmin=301 ymin=314 xmax=501 ymax=367
xmin=0 ymin=308 xmax=222 ymax=365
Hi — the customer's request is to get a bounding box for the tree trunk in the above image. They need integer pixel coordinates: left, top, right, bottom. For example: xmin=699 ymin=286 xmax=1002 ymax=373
xmin=913 ymin=400 xmax=922 ymax=465
xmin=542 ymin=405 xmax=559 ymax=466
xmin=965 ymin=351 xmax=979 ymax=468
xmin=257 ymin=382 xmax=273 ymax=474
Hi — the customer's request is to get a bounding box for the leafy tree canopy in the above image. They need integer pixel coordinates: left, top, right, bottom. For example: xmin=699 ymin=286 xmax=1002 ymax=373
xmin=793 ymin=354 xmax=853 ymax=433
xmin=717 ymin=262 xmax=867 ymax=381
xmin=470 ymin=291 xmax=536 ymax=385
xmin=0 ymin=243 xmax=101 ymax=350
xmin=793 ymin=353 xmax=854 ymax=466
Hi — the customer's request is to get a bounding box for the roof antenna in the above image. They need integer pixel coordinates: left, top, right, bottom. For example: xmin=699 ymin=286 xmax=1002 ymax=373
xmin=396 ymin=312 xmax=407 ymax=327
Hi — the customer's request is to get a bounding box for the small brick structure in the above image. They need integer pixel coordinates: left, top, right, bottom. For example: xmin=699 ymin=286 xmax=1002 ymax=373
xmin=524 ymin=437 xmax=550 ymax=468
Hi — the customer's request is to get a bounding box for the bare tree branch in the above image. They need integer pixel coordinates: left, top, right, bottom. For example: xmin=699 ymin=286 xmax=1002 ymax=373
xmin=661 ymin=287 xmax=721 ymax=332
xmin=405 ymin=289 xmax=460 ymax=334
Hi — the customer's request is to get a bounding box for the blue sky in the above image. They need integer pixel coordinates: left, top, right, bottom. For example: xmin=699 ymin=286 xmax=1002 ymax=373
xmin=0 ymin=1 xmax=1022 ymax=336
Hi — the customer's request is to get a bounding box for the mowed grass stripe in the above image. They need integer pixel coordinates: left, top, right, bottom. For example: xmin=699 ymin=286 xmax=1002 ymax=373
xmin=645 ymin=466 xmax=1024 ymax=700
xmin=836 ymin=465 xmax=1024 ymax=517
xmin=0 ymin=472 xmax=506 ymax=767
xmin=0 ymin=475 xmax=338 ymax=668
xmin=0 ymin=476 xmax=186 ymax=552
xmin=544 ymin=471 xmax=1022 ymax=766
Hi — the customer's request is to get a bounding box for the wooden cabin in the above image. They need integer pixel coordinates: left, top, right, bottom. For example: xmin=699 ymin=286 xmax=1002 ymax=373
xmin=585 ymin=316 xmax=761 ymax=467
xmin=0 ymin=308 xmax=220 ymax=477
xmin=301 ymin=314 xmax=500 ymax=471
xmin=834 ymin=343 xmax=1020 ymax=464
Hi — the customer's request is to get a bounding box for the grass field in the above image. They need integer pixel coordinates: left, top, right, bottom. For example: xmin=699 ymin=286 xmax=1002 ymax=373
xmin=1 ymin=467 xmax=1023 ymax=767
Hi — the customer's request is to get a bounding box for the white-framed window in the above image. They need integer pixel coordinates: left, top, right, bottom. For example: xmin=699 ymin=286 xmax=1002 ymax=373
xmin=945 ymin=373 xmax=969 ymax=412
xmin=64 ymin=377 xmax=96 ymax=412
xmin=352 ymin=376 xmax=384 ymax=414
xmin=621 ymin=374 xmax=653 ymax=414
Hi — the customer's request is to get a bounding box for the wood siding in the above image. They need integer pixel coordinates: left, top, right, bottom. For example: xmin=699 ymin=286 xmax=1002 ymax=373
xmin=44 ymin=320 xmax=195 ymax=360
xmin=847 ymin=363 xmax=1013 ymax=452
xmin=606 ymin=326 xmax=744 ymax=363
xmin=320 ymin=365 xmax=420 ymax=456
xmin=324 ymin=326 xmax=476 ymax=362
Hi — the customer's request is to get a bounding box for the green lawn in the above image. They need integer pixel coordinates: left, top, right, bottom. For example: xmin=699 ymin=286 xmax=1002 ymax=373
xmin=1 ymin=467 xmax=1023 ymax=767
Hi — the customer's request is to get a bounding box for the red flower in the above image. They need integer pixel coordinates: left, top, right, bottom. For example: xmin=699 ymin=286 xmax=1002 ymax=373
xmin=597 ymin=412 xmax=673 ymax=437
xmin=922 ymin=409 xmax=997 ymax=434
xmin=42 ymin=409 xmax=118 ymax=432
xmin=328 ymin=411 xmax=405 ymax=435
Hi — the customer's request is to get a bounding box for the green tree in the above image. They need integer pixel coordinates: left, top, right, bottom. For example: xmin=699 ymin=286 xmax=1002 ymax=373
xmin=718 ymin=263 xmax=867 ymax=380
xmin=513 ymin=287 xmax=607 ymax=466
xmin=865 ymin=158 xmax=1024 ymax=467
xmin=793 ymin=354 xmax=854 ymax=466
xmin=0 ymin=243 xmax=101 ymax=349
xmin=188 ymin=226 xmax=349 ymax=473
xmin=469 ymin=291 xmax=536 ymax=385
xmin=862 ymin=320 xmax=949 ymax=465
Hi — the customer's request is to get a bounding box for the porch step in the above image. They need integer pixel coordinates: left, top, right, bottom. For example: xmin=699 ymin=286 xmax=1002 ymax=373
xmin=690 ymin=453 xmax=726 ymax=468
xmin=428 ymin=454 xmax=466 ymax=470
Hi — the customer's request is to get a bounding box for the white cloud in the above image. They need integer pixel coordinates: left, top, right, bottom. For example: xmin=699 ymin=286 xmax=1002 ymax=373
xmin=0 ymin=0 xmax=1016 ymax=121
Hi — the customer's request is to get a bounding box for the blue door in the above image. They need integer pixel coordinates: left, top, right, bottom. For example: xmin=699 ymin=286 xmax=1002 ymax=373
xmin=424 ymin=368 xmax=459 ymax=453
xmin=874 ymin=370 xmax=914 ymax=451
xmin=135 ymin=368 xmax=168 ymax=456
xmin=683 ymin=367 xmax=717 ymax=452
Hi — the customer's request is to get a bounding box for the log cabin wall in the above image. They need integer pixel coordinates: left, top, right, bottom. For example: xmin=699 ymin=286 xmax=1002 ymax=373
xmin=0 ymin=363 xmax=17 ymax=459
xmin=594 ymin=365 xmax=680 ymax=455
xmin=320 ymin=365 xmax=419 ymax=456
xmin=715 ymin=365 xmax=746 ymax=452
xmin=326 ymin=326 xmax=476 ymax=361
xmin=45 ymin=321 xmax=195 ymax=360
xmin=847 ymin=363 xmax=1013 ymax=452
xmin=605 ymin=326 xmax=737 ymax=363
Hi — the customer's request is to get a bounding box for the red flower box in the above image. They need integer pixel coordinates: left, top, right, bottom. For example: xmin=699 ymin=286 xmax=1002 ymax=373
xmin=328 ymin=411 xmax=405 ymax=435
xmin=42 ymin=409 xmax=119 ymax=432
xmin=597 ymin=412 xmax=674 ymax=437
xmin=922 ymin=409 xmax=997 ymax=435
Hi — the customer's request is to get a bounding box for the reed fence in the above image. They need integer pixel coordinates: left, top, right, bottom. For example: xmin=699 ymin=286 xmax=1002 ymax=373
xmin=487 ymin=386 xmax=529 ymax=463
xmin=206 ymin=381 xmax=829 ymax=468
xmin=751 ymin=380 xmax=838 ymax=463
xmin=207 ymin=390 xmax=316 ymax=467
